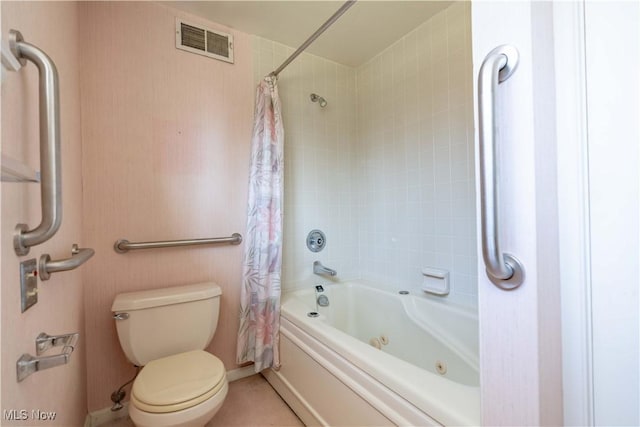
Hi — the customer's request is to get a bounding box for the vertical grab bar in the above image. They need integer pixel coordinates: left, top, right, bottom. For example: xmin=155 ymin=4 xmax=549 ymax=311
xmin=478 ymin=45 xmax=525 ymax=290
xmin=9 ymin=30 xmax=63 ymax=256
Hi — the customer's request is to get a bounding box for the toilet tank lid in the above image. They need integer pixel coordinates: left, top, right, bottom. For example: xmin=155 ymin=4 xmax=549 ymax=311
xmin=111 ymin=282 xmax=221 ymax=312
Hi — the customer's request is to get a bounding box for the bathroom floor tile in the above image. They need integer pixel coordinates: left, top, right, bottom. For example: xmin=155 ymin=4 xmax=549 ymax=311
xmin=100 ymin=416 xmax=134 ymax=427
xmin=207 ymin=374 xmax=304 ymax=427
xmin=100 ymin=374 xmax=303 ymax=427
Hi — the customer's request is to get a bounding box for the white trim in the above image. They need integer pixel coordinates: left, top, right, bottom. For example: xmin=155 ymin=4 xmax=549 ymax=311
xmin=84 ymin=402 xmax=129 ymax=427
xmin=582 ymin=2 xmax=639 ymax=424
xmin=226 ymin=365 xmax=258 ymax=383
xmin=553 ymin=1 xmax=594 ymax=425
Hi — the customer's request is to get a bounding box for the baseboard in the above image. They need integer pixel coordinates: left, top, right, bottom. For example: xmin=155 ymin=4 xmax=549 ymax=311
xmin=226 ymin=364 xmax=257 ymax=382
xmin=85 ymin=402 xmax=129 ymax=427
xmin=85 ymin=366 xmax=257 ymax=426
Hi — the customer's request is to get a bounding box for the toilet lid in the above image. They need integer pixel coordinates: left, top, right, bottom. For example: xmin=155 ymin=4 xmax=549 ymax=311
xmin=132 ymin=350 xmax=225 ymax=412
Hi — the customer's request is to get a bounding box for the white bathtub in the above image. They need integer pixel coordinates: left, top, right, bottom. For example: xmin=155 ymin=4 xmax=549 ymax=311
xmin=263 ymin=281 xmax=480 ymax=426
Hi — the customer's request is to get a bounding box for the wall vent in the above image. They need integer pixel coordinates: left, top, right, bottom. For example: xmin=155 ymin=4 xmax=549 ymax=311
xmin=175 ymin=19 xmax=234 ymax=64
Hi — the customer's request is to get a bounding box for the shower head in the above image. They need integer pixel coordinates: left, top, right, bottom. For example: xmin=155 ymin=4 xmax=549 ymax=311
xmin=310 ymin=93 xmax=327 ymax=108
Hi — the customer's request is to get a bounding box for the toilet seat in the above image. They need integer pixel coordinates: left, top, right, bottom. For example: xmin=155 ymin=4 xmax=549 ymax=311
xmin=131 ymin=350 xmax=226 ymax=414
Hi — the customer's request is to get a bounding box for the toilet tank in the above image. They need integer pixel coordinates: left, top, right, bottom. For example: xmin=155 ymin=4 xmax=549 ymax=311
xmin=111 ymin=282 xmax=221 ymax=366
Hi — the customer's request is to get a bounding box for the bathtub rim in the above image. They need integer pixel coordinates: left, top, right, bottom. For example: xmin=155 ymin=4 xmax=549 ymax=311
xmin=285 ymin=280 xmax=480 ymax=374
xmin=280 ymin=283 xmax=481 ymax=426
xmin=273 ymin=317 xmax=443 ymax=426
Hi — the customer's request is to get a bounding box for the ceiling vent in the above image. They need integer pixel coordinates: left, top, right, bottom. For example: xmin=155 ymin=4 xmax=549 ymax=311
xmin=175 ymin=19 xmax=234 ymax=64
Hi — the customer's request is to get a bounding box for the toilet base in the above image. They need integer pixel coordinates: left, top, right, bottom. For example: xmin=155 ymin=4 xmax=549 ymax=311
xmin=129 ymin=381 xmax=228 ymax=427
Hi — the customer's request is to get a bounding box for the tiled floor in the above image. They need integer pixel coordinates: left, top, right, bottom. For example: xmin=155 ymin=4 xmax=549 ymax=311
xmin=103 ymin=374 xmax=304 ymax=427
xmin=207 ymin=374 xmax=303 ymax=427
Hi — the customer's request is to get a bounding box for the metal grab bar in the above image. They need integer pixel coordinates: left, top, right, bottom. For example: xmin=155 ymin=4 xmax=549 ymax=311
xmin=9 ymin=30 xmax=63 ymax=256
xmin=114 ymin=233 xmax=243 ymax=253
xmin=477 ymin=45 xmax=525 ymax=290
xmin=39 ymin=244 xmax=95 ymax=281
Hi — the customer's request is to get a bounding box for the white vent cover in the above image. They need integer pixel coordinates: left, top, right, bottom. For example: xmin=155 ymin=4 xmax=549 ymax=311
xmin=175 ymin=19 xmax=234 ymax=64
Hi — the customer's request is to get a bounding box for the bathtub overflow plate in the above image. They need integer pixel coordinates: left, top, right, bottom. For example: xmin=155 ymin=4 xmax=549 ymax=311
xmin=317 ymin=294 xmax=330 ymax=307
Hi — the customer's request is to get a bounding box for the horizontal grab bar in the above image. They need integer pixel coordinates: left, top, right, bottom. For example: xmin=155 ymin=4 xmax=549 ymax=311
xmin=114 ymin=233 xmax=243 ymax=253
xmin=9 ymin=30 xmax=63 ymax=256
xmin=39 ymin=244 xmax=95 ymax=281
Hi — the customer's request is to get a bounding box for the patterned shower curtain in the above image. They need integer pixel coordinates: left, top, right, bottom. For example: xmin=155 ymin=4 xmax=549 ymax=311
xmin=236 ymin=76 xmax=284 ymax=372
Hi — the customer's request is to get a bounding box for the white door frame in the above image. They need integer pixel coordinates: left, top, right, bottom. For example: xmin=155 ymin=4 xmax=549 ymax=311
xmin=576 ymin=1 xmax=639 ymax=425
xmin=472 ymin=2 xmax=563 ymax=424
xmin=553 ymin=1 xmax=594 ymax=425
xmin=474 ymin=1 xmax=639 ymax=425
xmin=555 ymin=1 xmax=640 ymax=425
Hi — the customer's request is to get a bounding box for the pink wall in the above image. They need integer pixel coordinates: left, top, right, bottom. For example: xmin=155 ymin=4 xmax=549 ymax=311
xmin=1 ymin=2 xmax=87 ymax=425
xmin=78 ymin=2 xmax=253 ymax=411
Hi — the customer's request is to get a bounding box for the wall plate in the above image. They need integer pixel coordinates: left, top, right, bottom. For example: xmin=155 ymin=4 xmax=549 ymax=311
xmin=306 ymin=230 xmax=326 ymax=252
xmin=20 ymin=259 xmax=38 ymax=312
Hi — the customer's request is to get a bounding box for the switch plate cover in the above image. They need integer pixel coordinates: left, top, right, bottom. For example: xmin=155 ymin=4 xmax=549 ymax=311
xmin=20 ymin=259 xmax=38 ymax=312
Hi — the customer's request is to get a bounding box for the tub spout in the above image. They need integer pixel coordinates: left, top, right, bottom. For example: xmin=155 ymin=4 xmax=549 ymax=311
xmin=313 ymin=261 xmax=336 ymax=277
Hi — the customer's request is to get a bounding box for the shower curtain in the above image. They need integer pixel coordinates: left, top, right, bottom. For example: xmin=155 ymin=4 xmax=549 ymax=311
xmin=237 ymin=76 xmax=284 ymax=372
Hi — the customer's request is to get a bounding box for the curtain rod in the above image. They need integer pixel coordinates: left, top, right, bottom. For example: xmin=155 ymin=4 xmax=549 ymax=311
xmin=269 ymin=0 xmax=357 ymax=78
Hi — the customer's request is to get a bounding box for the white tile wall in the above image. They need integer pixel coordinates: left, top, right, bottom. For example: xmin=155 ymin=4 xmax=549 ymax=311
xmin=254 ymin=2 xmax=476 ymax=307
xmin=252 ymin=37 xmax=360 ymax=292
xmin=355 ymin=2 xmax=477 ymax=307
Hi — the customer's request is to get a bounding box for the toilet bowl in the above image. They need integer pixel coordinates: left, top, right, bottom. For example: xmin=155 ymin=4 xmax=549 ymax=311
xmin=128 ymin=350 xmax=228 ymax=427
xmin=112 ymin=283 xmax=228 ymax=427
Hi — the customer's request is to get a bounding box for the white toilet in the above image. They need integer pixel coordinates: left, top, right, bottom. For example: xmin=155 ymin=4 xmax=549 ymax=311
xmin=111 ymin=282 xmax=228 ymax=427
